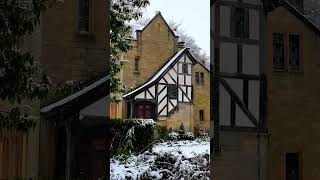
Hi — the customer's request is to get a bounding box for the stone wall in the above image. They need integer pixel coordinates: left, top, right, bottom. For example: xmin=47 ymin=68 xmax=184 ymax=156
xmin=267 ymin=6 xmax=320 ymax=180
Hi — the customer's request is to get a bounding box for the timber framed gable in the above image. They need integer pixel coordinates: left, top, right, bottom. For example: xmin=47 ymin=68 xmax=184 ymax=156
xmin=123 ymin=48 xmax=208 ymax=118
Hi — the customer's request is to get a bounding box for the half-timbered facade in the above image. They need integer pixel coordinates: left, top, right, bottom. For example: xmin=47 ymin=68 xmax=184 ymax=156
xmin=111 ymin=12 xmax=211 ymax=132
xmin=211 ymin=0 xmax=269 ymax=179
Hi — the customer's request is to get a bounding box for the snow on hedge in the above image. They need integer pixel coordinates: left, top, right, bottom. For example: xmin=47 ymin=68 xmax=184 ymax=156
xmin=110 ymin=138 xmax=210 ymax=180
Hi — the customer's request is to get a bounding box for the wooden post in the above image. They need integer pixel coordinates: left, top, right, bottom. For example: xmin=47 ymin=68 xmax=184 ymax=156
xmin=65 ymin=122 xmax=71 ymax=180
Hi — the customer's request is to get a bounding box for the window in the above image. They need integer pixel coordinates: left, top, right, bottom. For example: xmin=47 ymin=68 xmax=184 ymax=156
xmin=78 ymin=0 xmax=89 ymax=32
xmin=134 ymin=57 xmax=139 ymax=72
xmin=273 ymin=33 xmax=285 ymax=70
xmin=195 ymin=72 xmax=200 ymax=84
xmin=200 ymin=73 xmax=205 ymax=85
xmin=182 ymin=63 xmax=188 ymax=74
xmin=167 ymin=84 xmax=177 ymax=99
xmin=286 ymin=153 xmax=300 ymax=180
xmin=195 ymin=72 xmax=205 ymax=86
xmin=199 ymin=110 xmax=204 ymax=121
xmin=289 ymin=34 xmax=300 ymax=70
xmin=231 ymin=7 xmax=249 ymax=38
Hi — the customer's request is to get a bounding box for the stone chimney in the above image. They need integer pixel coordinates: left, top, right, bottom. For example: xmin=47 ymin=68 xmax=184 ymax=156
xmin=178 ymin=41 xmax=186 ymax=51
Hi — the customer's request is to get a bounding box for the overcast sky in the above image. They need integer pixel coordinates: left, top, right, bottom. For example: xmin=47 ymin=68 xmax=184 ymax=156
xmin=142 ymin=0 xmax=210 ymax=56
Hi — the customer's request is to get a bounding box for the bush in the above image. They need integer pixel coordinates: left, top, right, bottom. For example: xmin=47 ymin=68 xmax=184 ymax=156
xmin=110 ymin=119 xmax=155 ymax=157
xmin=155 ymin=125 xmax=169 ymax=141
xmin=168 ymin=132 xmax=179 ymax=141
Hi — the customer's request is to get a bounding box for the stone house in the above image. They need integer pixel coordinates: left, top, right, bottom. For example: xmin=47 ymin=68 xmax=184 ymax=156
xmin=0 ymin=0 xmax=109 ymax=179
xmin=267 ymin=0 xmax=320 ymax=179
xmin=212 ymin=0 xmax=320 ymax=180
xmin=110 ymin=12 xmax=211 ymax=133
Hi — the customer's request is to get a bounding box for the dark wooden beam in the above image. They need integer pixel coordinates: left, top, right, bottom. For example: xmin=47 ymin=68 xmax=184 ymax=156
xmin=220 ymin=72 xmax=260 ymax=80
xmin=220 ymin=78 xmax=259 ymax=127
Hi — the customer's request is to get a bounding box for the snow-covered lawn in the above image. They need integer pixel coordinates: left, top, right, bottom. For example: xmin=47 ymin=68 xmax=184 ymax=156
xmin=110 ymin=138 xmax=210 ymax=180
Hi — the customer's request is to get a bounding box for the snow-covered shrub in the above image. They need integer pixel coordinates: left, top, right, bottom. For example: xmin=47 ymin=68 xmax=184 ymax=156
xmin=178 ymin=123 xmax=186 ymax=137
xmin=183 ymin=131 xmax=195 ymax=140
xmin=168 ymin=132 xmax=179 ymax=141
xmin=110 ymin=118 xmax=155 ymax=156
xmin=155 ymin=125 xmax=170 ymax=141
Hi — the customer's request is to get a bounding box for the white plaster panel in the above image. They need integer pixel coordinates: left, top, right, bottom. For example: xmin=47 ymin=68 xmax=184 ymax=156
xmin=135 ymin=92 xmax=145 ymax=99
xmin=184 ymin=95 xmax=190 ymax=102
xmin=178 ymin=88 xmax=183 ymax=101
xmin=188 ymin=64 xmax=192 ymax=75
xmin=220 ymin=42 xmax=237 ymax=73
xmin=168 ymin=102 xmax=174 ymax=112
xmin=249 ymin=81 xmax=260 ymax=122
xmin=236 ymin=105 xmax=254 ymax=127
xmin=249 ymin=9 xmax=260 ymax=40
xmin=219 ymin=86 xmax=230 ymax=126
xmin=185 ymin=56 xmax=192 ymax=64
xmin=158 ymin=86 xmax=167 ymax=102
xmin=168 ymin=69 xmax=177 ymax=82
xmin=179 ymin=63 xmax=183 ymax=73
xmin=174 ymin=64 xmax=178 ymax=71
xmin=146 ymin=91 xmax=153 ymax=99
xmin=220 ymin=6 xmax=230 ymax=37
xmin=164 ymin=74 xmax=175 ymax=84
xmin=178 ymin=75 xmax=185 ymax=85
xmin=243 ymin=45 xmax=259 ymax=75
xmin=159 ymin=78 xmax=166 ymax=83
xmin=185 ymin=75 xmax=191 ymax=85
xmin=149 ymin=85 xmax=155 ymax=97
xmin=225 ymin=78 xmax=243 ymax=101
xmin=187 ymin=86 xmax=192 ymax=100
xmin=158 ymin=97 xmax=167 ymax=112
xmin=171 ymin=99 xmax=177 ymax=106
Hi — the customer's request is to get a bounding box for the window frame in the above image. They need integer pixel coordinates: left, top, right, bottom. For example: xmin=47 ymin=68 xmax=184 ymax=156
xmin=167 ymin=84 xmax=178 ymax=99
xmin=199 ymin=110 xmax=204 ymax=121
xmin=182 ymin=63 xmax=188 ymax=74
xmin=77 ymin=0 xmax=92 ymax=34
xmin=200 ymin=72 xmax=205 ymax=85
xmin=288 ymin=34 xmax=300 ymax=71
xmin=272 ymin=32 xmax=285 ymax=70
xmin=195 ymin=72 xmax=200 ymax=85
xmin=231 ymin=7 xmax=249 ymax=38
xmin=134 ymin=57 xmax=140 ymax=72
xmin=286 ymin=152 xmax=301 ymax=180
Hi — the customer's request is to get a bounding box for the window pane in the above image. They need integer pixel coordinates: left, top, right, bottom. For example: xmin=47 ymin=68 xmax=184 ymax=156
xmin=200 ymin=73 xmax=205 ymax=85
xmin=200 ymin=110 xmax=204 ymax=121
xmin=231 ymin=8 xmax=249 ymax=38
xmin=195 ymin=72 xmax=199 ymax=84
xmin=286 ymin=153 xmax=299 ymax=180
xmin=289 ymin=34 xmax=300 ymax=70
xmin=273 ymin=33 xmax=285 ymax=70
xmin=134 ymin=58 xmax=139 ymax=71
xmin=167 ymin=84 xmax=177 ymax=99
xmin=78 ymin=0 xmax=89 ymax=32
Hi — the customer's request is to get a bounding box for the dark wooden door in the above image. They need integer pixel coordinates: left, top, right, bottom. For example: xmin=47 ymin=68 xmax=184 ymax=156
xmin=134 ymin=102 xmax=155 ymax=119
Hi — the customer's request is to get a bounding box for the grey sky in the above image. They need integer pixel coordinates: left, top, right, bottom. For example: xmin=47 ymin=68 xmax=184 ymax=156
xmin=142 ymin=0 xmax=210 ymax=56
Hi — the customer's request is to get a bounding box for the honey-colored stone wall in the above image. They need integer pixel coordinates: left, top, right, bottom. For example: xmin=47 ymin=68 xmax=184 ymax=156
xmin=267 ymin=6 xmax=320 ymax=180
xmin=192 ymin=64 xmax=211 ymax=132
xmin=122 ymin=13 xmax=179 ymax=89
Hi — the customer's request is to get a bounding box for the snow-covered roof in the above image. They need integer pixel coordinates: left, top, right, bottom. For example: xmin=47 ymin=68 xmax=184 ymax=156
xmin=123 ymin=48 xmax=187 ymax=98
xmin=40 ymin=75 xmax=110 ymax=114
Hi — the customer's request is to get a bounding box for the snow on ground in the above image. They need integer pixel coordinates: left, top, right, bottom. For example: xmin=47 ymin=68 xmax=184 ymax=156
xmin=110 ymin=138 xmax=210 ymax=180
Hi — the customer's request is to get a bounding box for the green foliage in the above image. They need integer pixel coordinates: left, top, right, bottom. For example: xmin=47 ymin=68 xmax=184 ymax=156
xmin=155 ymin=125 xmax=169 ymax=141
xmin=0 ymin=0 xmax=49 ymax=131
xmin=110 ymin=0 xmax=149 ymax=102
xmin=110 ymin=119 xmax=155 ymax=157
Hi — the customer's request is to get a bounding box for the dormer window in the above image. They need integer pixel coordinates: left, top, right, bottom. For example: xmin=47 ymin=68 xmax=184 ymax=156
xmin=78 ymin=0 xmax=89 ymax=32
